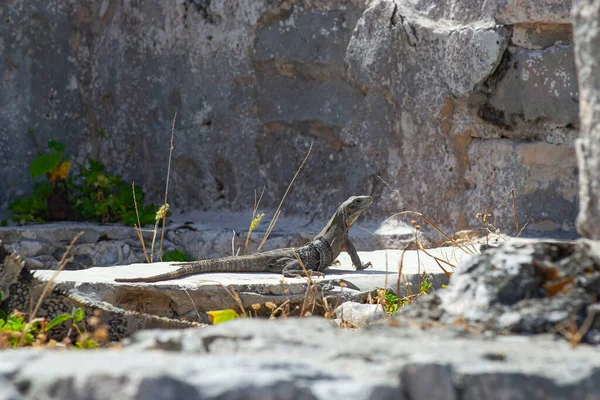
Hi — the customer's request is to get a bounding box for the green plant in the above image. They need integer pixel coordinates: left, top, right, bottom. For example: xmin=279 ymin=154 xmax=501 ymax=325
xmin=0 ymin=290 xmax=98 ymax=348
xmin=8 ymin=181 xmax=53 ymax=223
xmin=0 ymin=289 xmax=38 ymax=347
xmin=9 ymin=138 xmax=160 ymax=226
xmin=419 ymin=274 xmax=431 ymax=294
xmin=29 ymin=140 xmax=69 ymax=180
xmin=162 ymin=249 xmax=194 ymax=262
xmin=70 ymin=159 xmax=159 ymax=225
xmin=42 ymin=306 xmax=99 ymax=349
xmin=381 ymin=290 xmax=408 ymax=316
xmin=44 ymin=307 xmax=85 ymax=334
xmin=8 ymin=140 xmax=71 ymax=224
xmin=384 ymin=291 xmax=400 ymax=315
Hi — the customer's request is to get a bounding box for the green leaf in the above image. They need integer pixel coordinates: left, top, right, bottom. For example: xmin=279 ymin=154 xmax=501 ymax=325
xmin=45 ymin=313 xmax=73 ymax=331
xmin=30 ymin=153 xmax=62 ymax=178
xmin=73 ymin=308 xmax=85 ymax=323
xmin=0 ymin=289 xmax=3 ymax=303
xmin=47 ymin=140 xmax=65 ymax=153
xmin=81 ymin=338 xmax=97 ymax=349
xmin=206 ymin=309 xmax=239 ymax=324
xmin=87 ymin=159 xmax=105 ymax=174
xmin=163 ymin=249 xmax=194 ymax=262
xmin=22 ymin=332 xmax=35 ymax=345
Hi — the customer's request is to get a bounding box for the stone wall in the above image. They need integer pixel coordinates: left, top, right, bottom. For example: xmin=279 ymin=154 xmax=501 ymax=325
xmin=573 ymin=0 xmax=600 ymax=240
xmin=0 ymin=0 xmax=579 ymax=234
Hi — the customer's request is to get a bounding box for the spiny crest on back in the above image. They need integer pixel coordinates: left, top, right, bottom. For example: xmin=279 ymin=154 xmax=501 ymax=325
xmin=0 ymin=240 xmax=10 ymax=263
xmin=0 ymin=251 xmax=27 ymax=295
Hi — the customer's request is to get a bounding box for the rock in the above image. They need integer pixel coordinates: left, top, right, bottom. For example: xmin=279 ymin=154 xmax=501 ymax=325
xmin=12 ymin=240 xmax=47 ymax=258
xmin=0 ymin=0 xmax=581 ymax=237
xmin=2 ymin=318 xmax=600 ymax=399
xmin=485 ymin=44 xmax=578 ymax=129
xmin=333 ymin=302 xmax=387 ymax=327
xmin=511 ymin=23 xmax=572 ymax=50
xmin=399 ymin=0 xmax=572 ymax=24
xmin=0 ymin=377 xmax=21 ymax=400
xmin=465 ymin=140 xmax=578 ymax=234
xmin=33 ymin=247 xmax=457 ymax=319
xmin=393 ymin=239 xmax=600 ymax=343
xmin=573 ymin=0 xmax=600 ymax=240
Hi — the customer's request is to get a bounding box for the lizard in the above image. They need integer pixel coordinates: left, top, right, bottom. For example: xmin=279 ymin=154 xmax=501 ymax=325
xmin=0 ymin=242 xmax=203 ymax=342
xmin=115 ymin=195 xmax=374 ymax=283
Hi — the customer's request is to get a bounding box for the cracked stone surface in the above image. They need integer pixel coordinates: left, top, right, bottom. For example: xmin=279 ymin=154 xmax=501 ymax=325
xmin=2 ymin=318 xmax=600 ymax=400
xmin=0 ymin=0 xmax=580 ymax=237
xmin=391 ymin=238 xmax=600 ymax=344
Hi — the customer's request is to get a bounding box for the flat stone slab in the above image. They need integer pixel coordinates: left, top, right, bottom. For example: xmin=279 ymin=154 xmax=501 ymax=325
xmin=34 ymin=247 xmax=469 ymax=320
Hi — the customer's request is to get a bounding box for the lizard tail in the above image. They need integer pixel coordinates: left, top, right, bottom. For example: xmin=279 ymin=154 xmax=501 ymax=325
xmin=114 ymin=255 xmax=276 ymax=283
xmin=114 ymin=264 xmax=196 ymax=283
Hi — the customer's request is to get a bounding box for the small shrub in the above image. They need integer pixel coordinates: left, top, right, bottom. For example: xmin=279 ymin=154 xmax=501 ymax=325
xmin=70 ymin=159 xmax=158 ymax=225
xmin=8 ymin=140 xmax=159 ymax=226
xmin=29 ymin=140 xmax=70 ymax=181
xmin=162 ymin=249 xmax=194 ymax=262
xmin=419 ymin=274 xmax=431 ymax=294
xmin=383 ymin=291 xmax=408 ymax=315
xmin=0 ymin=290 xmax=99 ymax=348
xmin=8 ymin=181 xmax=53 ymax=223
xmin=0 ymin=309 xmax=37 ymax=347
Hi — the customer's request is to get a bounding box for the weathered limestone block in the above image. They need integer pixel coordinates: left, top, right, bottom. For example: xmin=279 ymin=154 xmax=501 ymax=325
xmin=465 ymin=140 xmax=578 ymax=232
xmin=5 ymin=319 xmax=600 ymax=400
xmin=400 ymin=0 xmax=572 ymax=24
xmin=485 ymin=44 xmax=578 ymax=128
xmin=345 ymin=0 xmax=578 ymax=232
xmin=573 ymin=0 xmax=600 ymax=239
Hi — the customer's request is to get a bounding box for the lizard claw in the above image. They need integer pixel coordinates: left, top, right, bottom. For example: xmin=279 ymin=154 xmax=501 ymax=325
xmin=357 ymin=262 xmax=372 ymax=271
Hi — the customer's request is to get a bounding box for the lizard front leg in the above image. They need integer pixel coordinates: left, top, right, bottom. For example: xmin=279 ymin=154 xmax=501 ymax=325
xmin=282 ymin=260 xmax=325 ymax=278
xmin=345 ymin=239 xmax=372 ymax=270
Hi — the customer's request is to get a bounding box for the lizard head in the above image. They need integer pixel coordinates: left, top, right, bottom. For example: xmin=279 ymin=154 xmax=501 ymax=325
xmin=342 ymin=195 xmax=373 ymax=227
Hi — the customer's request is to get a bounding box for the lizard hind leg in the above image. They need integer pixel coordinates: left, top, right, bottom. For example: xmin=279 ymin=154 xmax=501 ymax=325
xmin=282 ymin=261 xmax=324 ymax=278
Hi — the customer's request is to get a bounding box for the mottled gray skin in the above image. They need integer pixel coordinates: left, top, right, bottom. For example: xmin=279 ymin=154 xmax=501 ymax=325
xmin=0 ymin=249 xmax=202 ymax=342
xmin=115 ymin=196 xmax=373 ymax=283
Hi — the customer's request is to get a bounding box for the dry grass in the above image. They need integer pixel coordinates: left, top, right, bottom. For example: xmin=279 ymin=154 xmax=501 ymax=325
xmin=256 ymin=141 xmax=313 ymax=252
xmin=158 ymin=111 xmax=177 ymax=261
xmin=19 ymin=231 xmax=83 ymax=346
xmin=133 ymin=111 xmax=177 ymax=263
xmin=244 ymin=188 xmax=265 ymax=255
xmin=132 ymin=182 xmax=151 ymax=263
xmin=551 ymin=311 xmax=597 ymax=348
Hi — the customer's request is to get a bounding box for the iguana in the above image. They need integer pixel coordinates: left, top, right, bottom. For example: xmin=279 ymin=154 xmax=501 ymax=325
xmin=115 ymin=195 xmax=374 ymax=283
xmin=0 ymin=243 xmax=203 ymax=342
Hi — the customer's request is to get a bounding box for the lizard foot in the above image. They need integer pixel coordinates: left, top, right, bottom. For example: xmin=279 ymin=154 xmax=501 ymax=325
xmin=356 ymin=261 xmax=372 ymax=271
